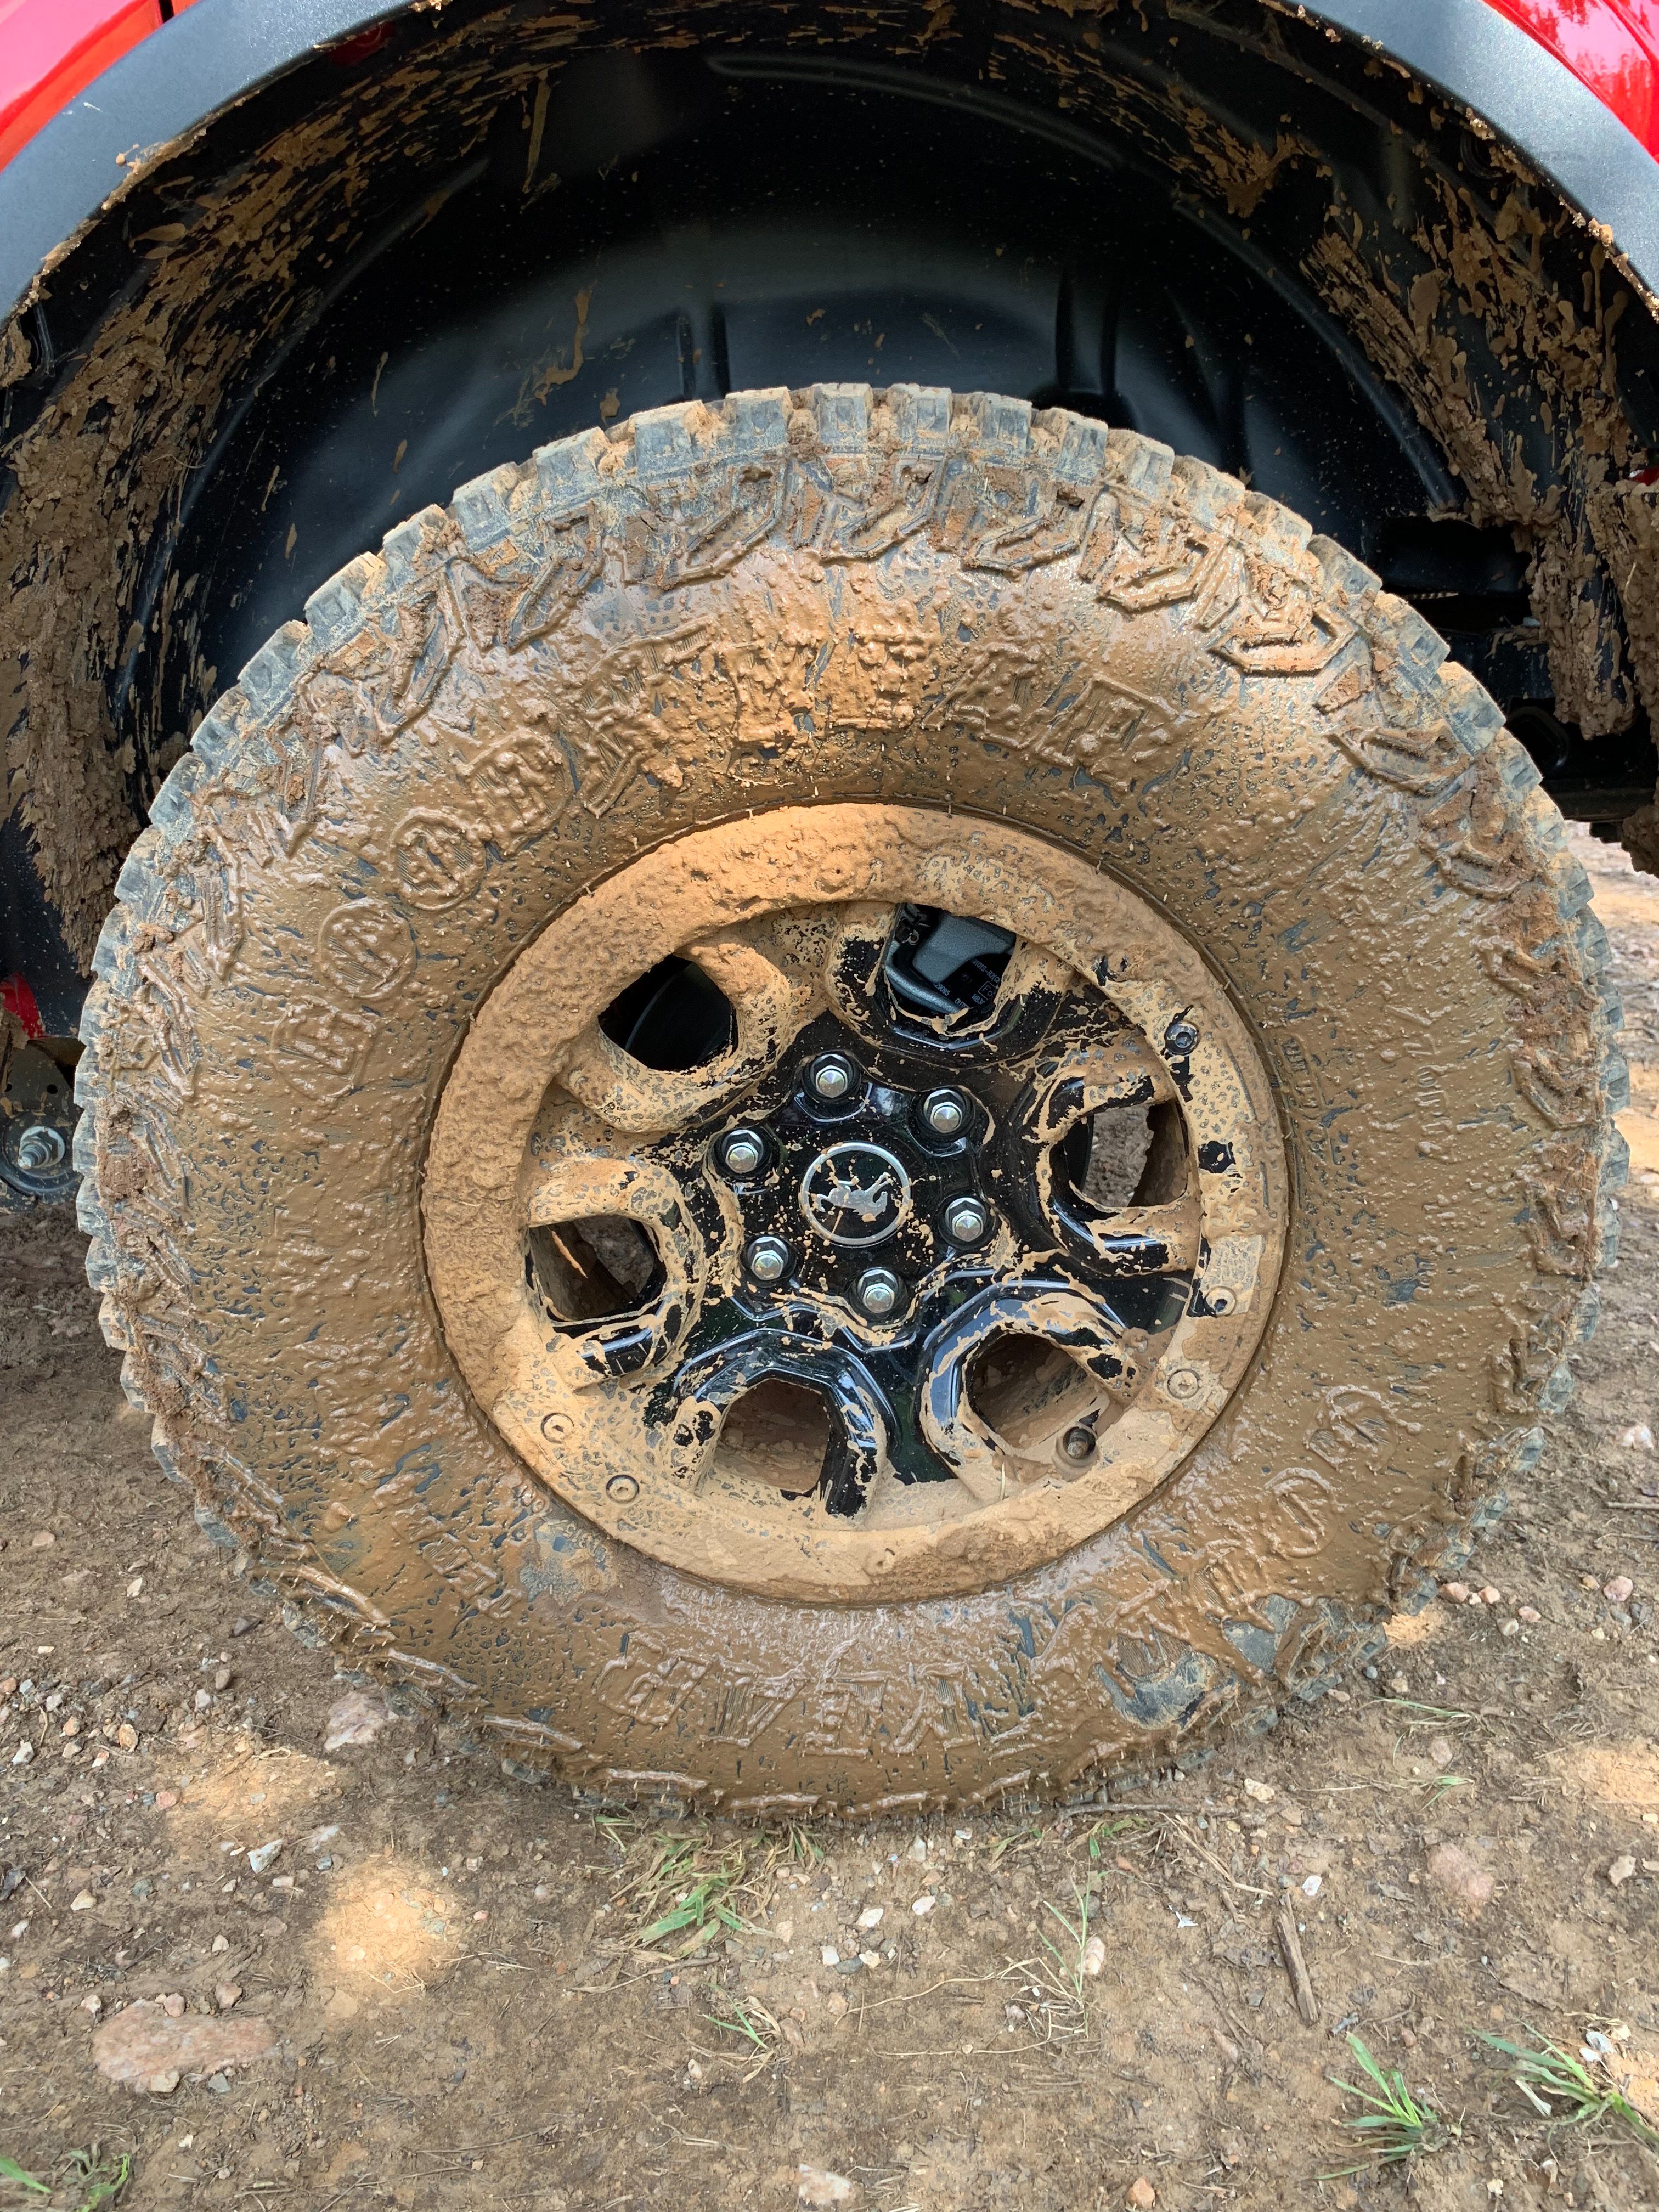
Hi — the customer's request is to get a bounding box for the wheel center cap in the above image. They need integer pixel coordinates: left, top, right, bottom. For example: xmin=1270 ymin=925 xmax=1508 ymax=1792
xmin=799 ymin=1141 xmax=912 ymax=1248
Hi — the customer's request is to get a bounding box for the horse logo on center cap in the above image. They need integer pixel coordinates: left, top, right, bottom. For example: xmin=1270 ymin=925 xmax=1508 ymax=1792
xmin=799 ymin=1142 xmax=912 ymax=1248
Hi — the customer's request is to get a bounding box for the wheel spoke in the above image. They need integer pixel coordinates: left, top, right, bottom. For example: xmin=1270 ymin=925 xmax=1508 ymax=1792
xmin=524 ymin=1144 xmax=712 ymax=1381
xmin=646 ymin=1330 xmax=895 ymax=1516
xmin=560 ymin=929 xmax=816 ymax=1132
xmin=918 ymin=1274 xmax=1145 ymax=1500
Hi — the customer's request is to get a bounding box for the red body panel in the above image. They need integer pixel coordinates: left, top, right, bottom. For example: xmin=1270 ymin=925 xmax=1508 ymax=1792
xmin=2 ymin=0 xmax=1659 ymax=172
xmin=1488 ymin=0 xmax=1659 ymax=152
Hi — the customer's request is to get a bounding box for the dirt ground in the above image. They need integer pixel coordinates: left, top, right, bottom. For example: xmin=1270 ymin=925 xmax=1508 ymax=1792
xmin=2 ymin=823 xmax=1657 ymax=2212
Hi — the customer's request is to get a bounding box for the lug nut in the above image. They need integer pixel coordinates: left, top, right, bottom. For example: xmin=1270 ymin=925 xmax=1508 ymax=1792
xmin=1060 ymin=1425 xmax=1096 ymax=1464
xmin=718 ymin=1129 xmax=766 ymax=1178
xmin=744 ymin=1234 xmax=792 ymax=1284
xmin=921 ymin=1088 xmax=967 ymax=1138
xmin=1164 ymin=1015 xmax=1200 ymax=1056
xmin=854 ymin=1267 xmax=903 ymax=1318
xmin=16 ymin=1125 xmax=66 ymax=1172
xmin=943 ymin=1195 xmax=990 ymax=1245
xmin=808 ymin=1053 xmax=857 ymax=1103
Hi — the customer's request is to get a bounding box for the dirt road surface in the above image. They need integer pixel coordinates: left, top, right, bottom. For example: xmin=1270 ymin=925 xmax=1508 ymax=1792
xmin=2 ymin=827 xmax=1657 ymax=2212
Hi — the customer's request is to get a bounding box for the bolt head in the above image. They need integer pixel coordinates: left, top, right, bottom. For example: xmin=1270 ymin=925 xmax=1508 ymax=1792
xmin=1060 ymin=1425 xmax=1096 ymax=1464
xmin=944 ymin=1195 xmax=990 ymax=1245
xmin=745 ymin=1235 xmax=792 ymax=1284
xmin=854 ymin=1267 xmax=902 ymax=1318
xmin=808 ymin=1054 xmax=856 ymax=1102
xmin=16 ymin=1125 xmax=65 ymax=1173
xmin=1164 ymin=1017 xmax=1200 ymax=1056
xmin=922 ymin=1089 xmax=967 ymax=1138
xmin=719 ymin=1131 xmax=765 ymax=1178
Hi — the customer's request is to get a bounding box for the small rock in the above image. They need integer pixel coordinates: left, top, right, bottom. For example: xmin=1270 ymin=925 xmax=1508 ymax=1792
xmin=1441 ymin=1582 xmax=1470 ymax=1604
xmin=1518 ymin=1606 xmax=1541 ymax=1624
xmin=533 ymin=1884 xmax=554 ymax=1904
xmin=211 ymin=1935 xmax=229 ymax=1954
xmin=323 ymin=1686 xmax=390 ymax=1752
xmin=1128 ymin=2181 xmax=1158 ymax=2209
xmin=797 ymin=2164 xmax=855 ymax=2207
xmin=161 ymin=1993 xmax=186 ymax=2019
xmin=213 ymin=1667 xmax=232 ymax=1692
xmin=126 ymin=1576 xmax=143 ymax=1597
xmin=31 ymin=1531 xmax=55 ymax=1549
xmin=304 ymin=1824 xmax=340 ymax=1850
xmin=231 ymin=1617 xmax=255 ymax=1637
xmin=70 ymin=1889 xmax=96 ymax=1912
xmin=908 ymin=1837 xmax=928 ymax=1861
xmin=81 ymin=1994 xmax=102 ymax=2016
xmin=11 ymin=1743 xmax=33 ymax=1767
xmin=154 ymin=1790 xmax=177 ymax=1810
xmin=215 ymin=1982 xmax=242 ymax=2010
xmin=1426 ymin=1735 xmax=1455 ymax=1770
xmin=246 ymin=1839 xmax=282 ymax=1876
xmin=1618 ymin=1424 xmax=1655 ymax=1452
xmin=206 ymin=2073 xmax=231 ymax=2095
xmin=820 ymin=1945 xmax=841 ymax=1967
xmin=856 ymin=1905 xmax=884 ymax=1932
xmin=1605 ymin=1576 xmax=1635 ymax=1605
xmin=1426 ymin=1842 xmax=1494 ymax=1915
xmin=93 ymin=1999 xmax=278 ymax=2092
xmin=1301 ymin=1874 xmax=1323 ymax=1899
xmin=911 ymin=1894 xmax=935 ymax=1916
xmin=1500 ymin=1618 xmax=1520 ymax=1638
xmin=1608 ymin=1856 xmax=1638 ymax=1887
xmin=825 ymin=1992 xmax=849 ymax=2021
xmin=1242 ymin=1778 xmax=1276 ymax=1803
xmin=115 ymin=1723 xmax=138 ymax=1751
xmin=1479 ymin=1585 xmax=1502 ymax=1606
xmin=1082 ymin=1933 xmax=1107 ymax=1977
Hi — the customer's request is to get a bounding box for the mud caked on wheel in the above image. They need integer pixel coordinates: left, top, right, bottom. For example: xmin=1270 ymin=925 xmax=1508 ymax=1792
xmin=76 ymin=386 xmax=1623 ymax=1812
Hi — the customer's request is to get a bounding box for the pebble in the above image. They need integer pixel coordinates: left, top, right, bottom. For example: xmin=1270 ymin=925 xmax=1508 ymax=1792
xmin=115 ymin=1723 xmax=138 ymax=1751
xmin=1082 ymin=1933 xmax=1107 ymax=1977
xmin=1128 ymin=2181 xmax=1158 ymax=2209
xmin=10 ymin=1744 xmax=32 ymax=1767
xmin=323 ymin=1686 xmax=390 ymax=1752
xmin=1619 ymin=1424 xmax=1655 ymax=1452
xmin=213 ymin=1668 xmax=232 ymax=1692
xmin=533 ymin=1884 xmax=554 ymax=1904
xmin=81 ymin=1994 xmax=101 ymax=2016
xmin=215 ymin=1982 xmax=242 ymax=2010
xmin=1426 ymin=1842 xmax=1494 ymax=1915
xmin=1441 ymin=1583 xmax=1470 ymax=1604
xmin=912 ymin=1894 xmax=935 ymax=1916
xmin=70 ymin=1889 xmax=95 ymax=1912
xmin=211 ymin=1935 xmax=229 ymax=1954
xmin=1605 ymin=1576 xmax=1635 ymax=1604
xmin=1608 ymin=1856 xmax=1637 ymax=1887
xmin=30 ymin=1532 xmax=54 ymax=1550
xmin=1426 ymin=1736 xmax=1455 ymax=1770
xmin=797 ymin=2166 xmax=855 ymax=2207
xmin=1518 ymin=1606 xmax=1542 ymax=1624
xmin=161 ymin=1994 xmax=186 ymax=2018
xmin=856 ymin=1905 xmax=884 ymax=1931
xmin=820 ymin=1945 xmax=840 ymax=1967
xmin=1479 ymin=1586 xmax=1502 ymax=1606
xmin=154 ymin=1790 xmax=177 ymax=1810
xmin=92 ymin=1999 xmax=277 ymax=2092
xmin=231 ymin=1617 xmax=255 ymax=1637
xmin=1242 ymin=1778 xmax=1276 ymax=1803
xmin=246 ymin=1840 xmax=282 ymax=1875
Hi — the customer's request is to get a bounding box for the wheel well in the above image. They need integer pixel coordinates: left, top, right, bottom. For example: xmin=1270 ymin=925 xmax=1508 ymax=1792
xmin=3 ymin=0 xmax=1657 ymax=978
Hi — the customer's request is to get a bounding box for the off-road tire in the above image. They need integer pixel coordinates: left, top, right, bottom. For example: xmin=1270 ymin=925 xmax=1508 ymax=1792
xmin=75 ymin=386 xmax=1624 ymax=1813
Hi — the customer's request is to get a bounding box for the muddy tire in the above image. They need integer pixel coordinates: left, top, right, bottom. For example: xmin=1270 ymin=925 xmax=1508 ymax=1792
xmin=75 ymin=387 xmax=1623 ymax=1813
